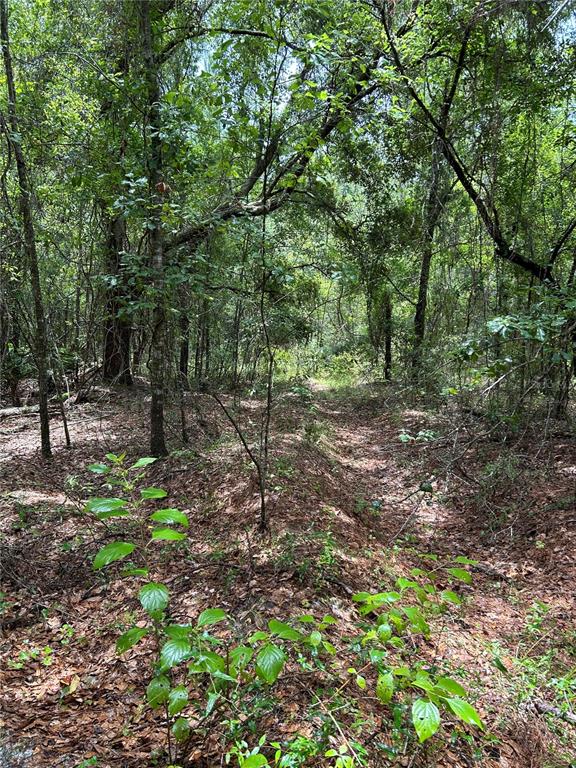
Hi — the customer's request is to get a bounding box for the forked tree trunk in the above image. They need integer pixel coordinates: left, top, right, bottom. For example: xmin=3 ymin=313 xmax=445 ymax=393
xmin=1 ymin=0 xmax=51 ymax=457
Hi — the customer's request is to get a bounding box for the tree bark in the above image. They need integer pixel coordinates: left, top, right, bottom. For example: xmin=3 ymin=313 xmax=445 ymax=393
xmin=413 ymin=141 xmax=445 ymax=377
xmin=102 ymin=213 xmax=133 ymax=385
xmin=1 ymin=0 xmax=51 ymax=457
xmin=383 ymin=291 xmax=392 ymax=381
xmin=140 ymin=0 xmax=167 ymax=456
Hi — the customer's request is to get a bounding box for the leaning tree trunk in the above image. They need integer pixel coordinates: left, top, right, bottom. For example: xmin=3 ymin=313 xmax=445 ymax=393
xmin=140 ymin=0 xmax=167 ymax=456
xmin=1 ymin=0 xmax=51 ymax=457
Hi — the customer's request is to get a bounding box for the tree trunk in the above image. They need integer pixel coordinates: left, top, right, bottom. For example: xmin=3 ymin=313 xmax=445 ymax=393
xmin=179 ymin=312 xmax=190 ymax=389
xmin=102 ymin=214 xmax=133 ymax=385
xmin=1 ymin=0 xmax=51 ymax=457
xmin=412 ymin=141 xmax=444 ymax=378
xmin=383 ymin=291 xmax=392 ymax=380
xmin=140 ymin=0 xmax=167 ymax=456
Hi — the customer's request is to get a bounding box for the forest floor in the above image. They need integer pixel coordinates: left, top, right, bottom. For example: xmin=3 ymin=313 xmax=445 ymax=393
xmin=1 ymin=382 xmax=576 ymax=768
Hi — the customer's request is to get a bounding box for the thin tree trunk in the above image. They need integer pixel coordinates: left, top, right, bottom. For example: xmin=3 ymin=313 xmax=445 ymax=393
xmin=413 ymin=141 xmax=444 ymax=377
xmin=383 ymin=291 xmax=392 ymax=381
xmin=1 ymin=0 xmax=51 ymax=457
xmin=179 ymin=311 xmax=190 ymax=389
xmin=140 ymin=0 xmax=167 ymax=456
xmin=102 ymin=214 xmax=133 ymax=385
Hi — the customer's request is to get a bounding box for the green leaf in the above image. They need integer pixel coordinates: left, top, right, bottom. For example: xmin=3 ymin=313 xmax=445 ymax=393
xmin=197 ymin=608 xmax=226 ymax=627
xmin=268 ymin=619 xmax=303 ymax=641
xmin=256 ymin=643 xmax=285 ymax=684
xmin=150 ymin=508 xmax=189 ymax=527
xmin=165 ymin=624 xmax=194 ymax=639
xmin=403 ymin=606 xmax=430 ymax=635
xmin=454 ymin=556 xmax=478 ymax=565
xmin=171 ymin=716 xmax=191 ymax=742
xmin=130 ymin=457 xmax=158 ymax=470
xmin=377 ymin=623 xmax=393 ymax=642
xmin=151 ymin=527 xmax=186 ymax=541
xmin=85 ymin=497 xmax=127 ymax=514
xmin=308 ymin=630 xmax=322 ymax=647
xmin=161 ymin=639 xmax=192 ymax=668
xmin=146 ymin=675 xmax=170 ymax=708
xmin=446 ymin=568 xmax=472 ymax=584
xmin=121 ymin=566 xmax=149 ymax=577
xmin=242 ymin=755 xmax=268 ymax=768
xmin=206 ymin=691 xmax=219 ymax=715
xmin=376 ymin=672 xmax=394 ymax=703
xmin=412 ymin=698 xmax=440 ymax=742
xmin=436 ymin=677 xmax=467 ymax=697
xmin=446 ymin=698 xmax=483 ymax=728
xmin=140 ymin=487 xmax=168 ymax=499
xmin=168 ymin=685 xmax=188 ymax=716
xmin=139 ymin=582 xmax=169 ymax=615
xmin=116 ymin=627 xmax=148 ymax=654
xmin=229 ymin=645 xmax=253 ymax=670
xmin=440 ymin=590 xmax=461 ymax=605
xmin=93 ymin=541 xmax=135 ymax=569
xmin=88 ymin=463 xmax=109 ymax=474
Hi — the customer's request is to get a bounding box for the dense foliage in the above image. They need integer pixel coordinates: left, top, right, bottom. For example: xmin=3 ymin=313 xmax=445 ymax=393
xmin=1 ymin=0 xmax=575 ymax=456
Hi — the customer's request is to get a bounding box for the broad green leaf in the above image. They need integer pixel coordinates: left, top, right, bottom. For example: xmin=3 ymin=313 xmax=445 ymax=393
xmin=376 ymin=672 xmax=394 ymax=703
xmin=256 ymin=643 xmax=285 ymax=684
xmin=229 ymin=645 xmax=253 ymax=670
xmin=446 ymin=567 xmax=472 ymax=584
xmin=150 ymin=508 xmax=189 ymax=527
xmin=116 ymin=627 xmax=148 ymax=654
xmin=192 ymin=651 xmax=226 ymax=674
xmin=403 ymin=606 xmax=430 ymax=635
xmin=242 ymin=755 xmax=268 ymax=768
xmin=436 ymin=677 xmax=467 ymax=697
xmin=93 ymin=541 xmax=135 ymax=569
xmin=85 ymin=498 xmax=127 ymax=514
xmin=168 ymin=685 xmax=188 ymax=716
xmin=446 ymin=698 xmax=483 ymax=728
xmin=268 ymin=619 xmax=303 ymax=641
xmin=165 ymin=624 xmax=194 ymax=639
xmin=146 ymin=675 xmax=170 ymax=708
xmin=160 ymin=638 xmax=192 ymax=668
xmin=197 ymin=608 xmax=226 ymax=627
xmin=171 ymin=716 xmax=191 ymax=742
xmin=206 ymin=691 xmax=219 ymax=715
xmin=139 ymin=582 xmax=169 ymax=615
xmin=308 ymin=630 xmax=322 ymax=647
xmin=440 ymin=589 xmax=461 ymax=605
xmin=453 ymin=556 xmax=478 ymax=565
xmin=377 ymin=623 xmax=393 ymax=641
xmin=88 ymin=463 xmax=109 ymax=474
xmin=130 ymin=457 xmax=158 ymax=470
xmin=121 ymin=566 xmax=149 ymax=577
xmin=151 ymin=527 xmax=186 ymax=541
xmin=412 ymin=698 xmax=440 ymax=742
xmin=141 ymin=487 xmax=167 ymax=499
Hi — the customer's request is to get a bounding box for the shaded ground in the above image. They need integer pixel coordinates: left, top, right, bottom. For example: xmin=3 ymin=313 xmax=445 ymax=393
xmin=1 ymin=384 xmax=575 ymax=767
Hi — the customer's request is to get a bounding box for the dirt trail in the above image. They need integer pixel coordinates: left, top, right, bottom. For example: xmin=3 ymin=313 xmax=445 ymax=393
xmin=1 ymin=387 xmax=575 ymax=767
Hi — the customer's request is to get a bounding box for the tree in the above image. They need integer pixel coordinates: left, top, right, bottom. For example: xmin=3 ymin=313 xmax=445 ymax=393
xmin=1 ymin=0 xmax=51 ymax=457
